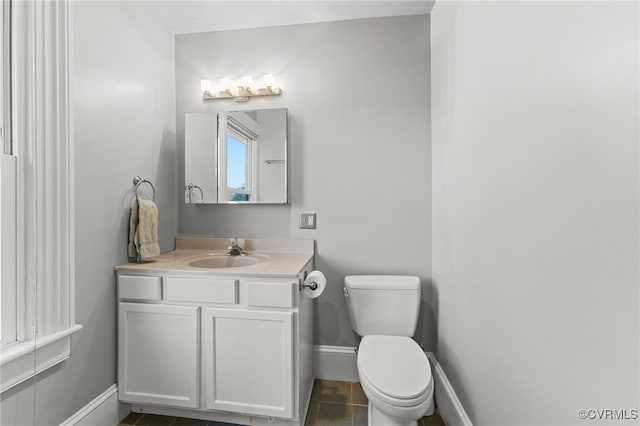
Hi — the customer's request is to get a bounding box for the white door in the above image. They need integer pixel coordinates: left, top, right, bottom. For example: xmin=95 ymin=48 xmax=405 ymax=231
xmin=118 ymin=303 xmax=200 ymax=408
xmin=204 ymin=308 xmax=294 ymax=418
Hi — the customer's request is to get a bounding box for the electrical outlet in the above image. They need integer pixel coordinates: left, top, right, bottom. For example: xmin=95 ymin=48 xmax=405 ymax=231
xmin=299 ymin=212 xmax=317 ymax=229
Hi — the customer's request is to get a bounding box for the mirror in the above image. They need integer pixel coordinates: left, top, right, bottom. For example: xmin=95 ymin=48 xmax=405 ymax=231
xmin=185 ymin=108 xmax=288 ymax=204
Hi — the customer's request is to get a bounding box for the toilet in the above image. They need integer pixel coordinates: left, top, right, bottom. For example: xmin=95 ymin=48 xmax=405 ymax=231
xmin=344 ymin=275 xmax=434 ymax=426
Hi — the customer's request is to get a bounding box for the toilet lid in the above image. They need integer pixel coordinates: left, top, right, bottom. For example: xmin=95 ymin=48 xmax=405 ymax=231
xmin=358 ymin=336 xmax=431 ymax=400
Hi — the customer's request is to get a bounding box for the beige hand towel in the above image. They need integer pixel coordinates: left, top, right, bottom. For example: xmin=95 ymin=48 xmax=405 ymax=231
xmin=135 ymin=199 xmax=160 ymax=259
xmin=127 ymin=199 xmax=140 ymax=259
xmin=128 ymin=198 xmax=160 ymax=260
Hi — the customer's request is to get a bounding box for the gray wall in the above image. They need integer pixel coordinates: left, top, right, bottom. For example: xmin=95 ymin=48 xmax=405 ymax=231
xmin=176 ymin=16 xmax=432 ymax=348
xmin=0 ymin=2 xmax=177 ymax=424
xmin=431 ymin=2 xmax=639 ymax=425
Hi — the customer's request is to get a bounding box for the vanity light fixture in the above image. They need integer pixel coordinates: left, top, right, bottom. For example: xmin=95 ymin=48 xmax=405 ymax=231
xmin=201 ymin=74 xmax=281 ymax=102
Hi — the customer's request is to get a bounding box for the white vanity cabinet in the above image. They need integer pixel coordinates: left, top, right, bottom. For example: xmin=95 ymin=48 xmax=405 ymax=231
xmin=204 ymin=308 xmax=294 ymax=418
xmin=116 ymin=264 xmax=313 ymax=426
xmin=118 ymin=302 xmax=200 ymax=408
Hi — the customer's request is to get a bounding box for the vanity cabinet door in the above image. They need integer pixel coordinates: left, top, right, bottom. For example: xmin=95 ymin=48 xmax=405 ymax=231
xmin=203 ymin=308 xmax=294 ymax=418
xmin=118 ymin=303 xmax=200 ymax=408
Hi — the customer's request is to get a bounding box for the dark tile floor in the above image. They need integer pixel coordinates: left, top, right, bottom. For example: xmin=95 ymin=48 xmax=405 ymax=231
xmin=305 ymin=380 xmax=444 ymax=426
xmin=119 ymin=379 xmax=445 ymax=426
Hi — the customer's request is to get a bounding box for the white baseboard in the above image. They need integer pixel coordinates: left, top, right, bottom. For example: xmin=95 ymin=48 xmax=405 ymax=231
xmin=427 ymin=352 xmax=473 ymax=426
xmin=60 ymin=384 xmax=119 ymax=426
xmin=313 ymin=345 xmax=358 ymax=382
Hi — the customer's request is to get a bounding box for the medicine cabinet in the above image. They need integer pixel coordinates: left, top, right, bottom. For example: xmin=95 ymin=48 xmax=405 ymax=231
xmin=185 ymin=108 xmax=288 ymax=204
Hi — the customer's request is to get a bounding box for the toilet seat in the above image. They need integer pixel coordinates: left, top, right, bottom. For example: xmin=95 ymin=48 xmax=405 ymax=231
xmin=357 ymin=335 xmax=432 ymax=407
xmin=359 ymin=366 xmax=433 ymax=409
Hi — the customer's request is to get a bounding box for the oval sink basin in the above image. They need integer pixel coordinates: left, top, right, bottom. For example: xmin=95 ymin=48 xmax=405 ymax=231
xmin=188 ymin=254 xmax=267 ymax=269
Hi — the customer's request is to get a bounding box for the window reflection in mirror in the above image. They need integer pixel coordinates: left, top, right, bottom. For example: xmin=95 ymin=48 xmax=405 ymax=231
xmin=226 ymin=131 xmax=251 ymax=202
xmin=218 ymin=108 xmax=288 ymax=204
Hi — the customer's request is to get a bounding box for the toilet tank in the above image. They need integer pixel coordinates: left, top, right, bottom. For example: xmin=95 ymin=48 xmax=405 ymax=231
xmin=344 ymin=275 xmax=421 ymax=337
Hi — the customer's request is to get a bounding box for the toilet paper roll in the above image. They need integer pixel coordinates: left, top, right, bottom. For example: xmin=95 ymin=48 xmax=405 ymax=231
xmin=302 ymin=270 xmax=326 ymax=298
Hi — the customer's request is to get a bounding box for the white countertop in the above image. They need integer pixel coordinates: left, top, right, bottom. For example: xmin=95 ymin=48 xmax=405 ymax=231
xmin=115 ymin=237 xmax=314 ymax=278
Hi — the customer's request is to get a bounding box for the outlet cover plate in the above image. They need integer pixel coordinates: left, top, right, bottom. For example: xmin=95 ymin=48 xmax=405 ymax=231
xmin=299 ymin=212 xmax=317 ymax=229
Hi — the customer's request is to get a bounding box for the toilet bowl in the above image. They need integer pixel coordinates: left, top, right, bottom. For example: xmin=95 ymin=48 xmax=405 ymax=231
xmin=343 ymin=276 xmax=435 ymax=426
xmin=357 ymin=335 xmax=434 ymax=426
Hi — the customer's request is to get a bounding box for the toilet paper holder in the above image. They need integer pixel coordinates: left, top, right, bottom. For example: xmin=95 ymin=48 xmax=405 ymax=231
xmin=299 ymin=280 xmax=318 ymax=291
xmin=299 ymin=271 xmax=318 ymax=291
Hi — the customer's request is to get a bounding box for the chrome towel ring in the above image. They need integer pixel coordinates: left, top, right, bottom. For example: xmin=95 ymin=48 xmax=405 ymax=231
xmin=186 ymin=183 xmax=204 ymax=204
xmin=133 ymin=176 xmax=156 ymax=201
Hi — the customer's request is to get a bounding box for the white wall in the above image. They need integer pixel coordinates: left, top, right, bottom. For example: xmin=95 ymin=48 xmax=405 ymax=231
xmin=0 ymin=2 xmax=176 ymax=424
xmin=176 ymin=16 xmax=432 ymax=348
xmin=431 ymin=2 xmax=639 ymax=425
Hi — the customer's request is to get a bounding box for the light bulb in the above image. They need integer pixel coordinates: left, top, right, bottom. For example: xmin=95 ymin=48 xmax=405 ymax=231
xmin=263 ymin=74 xmax=279 ymax=93
xmin=200 ymin=79 xmax=214 ymax=94
xmin=221 ymin=77 xmax=233 ymax=96
xmin=241 ymin=76 xmax=255 ymax=94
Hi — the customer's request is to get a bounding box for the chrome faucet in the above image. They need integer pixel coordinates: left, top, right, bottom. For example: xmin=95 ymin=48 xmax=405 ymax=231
xmin=226 ymin=237 xmax=247 ymax=256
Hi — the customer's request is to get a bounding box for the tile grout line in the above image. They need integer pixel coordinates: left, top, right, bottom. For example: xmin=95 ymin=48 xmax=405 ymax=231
xmin=125 ymin=411 xmax=144 ymax=426
xmin=312 ymin=394 xmax=321 ymax=426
